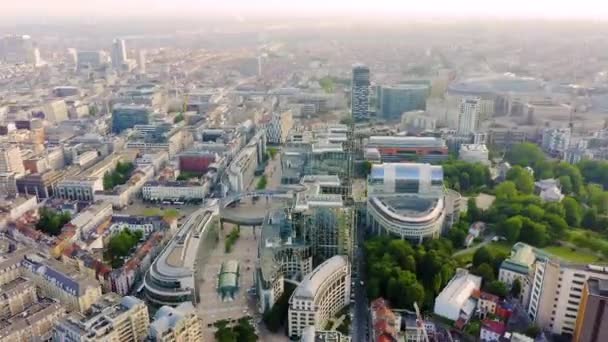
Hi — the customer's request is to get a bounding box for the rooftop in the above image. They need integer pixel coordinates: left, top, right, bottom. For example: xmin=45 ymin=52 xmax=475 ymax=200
xmin=293 ymin=255 xmax=348 ymax=300
xmin=367 ymin=136 xmax=447 ymax=148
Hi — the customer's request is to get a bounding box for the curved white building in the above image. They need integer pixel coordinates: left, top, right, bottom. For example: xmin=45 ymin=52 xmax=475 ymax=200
xmin=288 ymin=255 xmax=351 ymax=338
xmin=368 ymin=195 xmax=446 ymax=242
xmin=144 ymin=207 xmax=217 ymax=306
xmin=366 ymin=163 xmax=460 ymax=243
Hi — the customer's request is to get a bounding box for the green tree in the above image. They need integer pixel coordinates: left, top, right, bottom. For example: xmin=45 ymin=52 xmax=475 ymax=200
xmin=511 ymin=278 xmax=522 ymax=297
xmin=484 ymin=280 xmax=509 ymax=297
xmin=506 ymin=143 xmax=546 ymax=169
xmin=543 ymin=213 xmax=568 ymax=239
xmin=543 ymin=201 xmax=565 ymax=217
xmin=563 ymin=197 xmax=583 ymax=227
xmin=558 ymin=175 xmax=573 ymax=194
xmin=523 ymin=205 xmax=545 ymax=222
xmin=467 ymin=197 xmax=480 ymax=222
xmin=507 ymin=166 xmax=535 ymax=194
xmin=495 ymin=181 xmax=518 ymax=200
xmin=234 ymin=318 xmax=258 ymax=342
xmin=473 ymin=263 xmax=495 ymax=282
xmin=473 ymin=247 xmax=493 ymax=268
xmin=362 ymin=161 xmax=373 ymax=177
xmin=447 ymin=228 xmax=467 ymax=249
xmin=525 ymin=325 xmax=541 ymax=338
xmin=500 ymin=216 xmax=523 ymax=243
xmin=582 ymin=207 xmax=599 ymax=230
xmin=173 ymin=113 xmax=184 ymax=124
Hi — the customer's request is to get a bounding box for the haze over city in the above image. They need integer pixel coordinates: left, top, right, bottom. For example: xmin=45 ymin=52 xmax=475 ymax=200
xmin=3 ymin=2 xmax=608 ymax=342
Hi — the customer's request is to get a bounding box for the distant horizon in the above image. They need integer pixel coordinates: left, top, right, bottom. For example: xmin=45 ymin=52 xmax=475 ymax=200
xmin=5 ymin=0 xmax=608 ymax=21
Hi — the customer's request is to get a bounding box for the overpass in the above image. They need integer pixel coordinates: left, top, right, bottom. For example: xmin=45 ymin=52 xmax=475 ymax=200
xmin=218 ymin=189 xmax=294 ymax=228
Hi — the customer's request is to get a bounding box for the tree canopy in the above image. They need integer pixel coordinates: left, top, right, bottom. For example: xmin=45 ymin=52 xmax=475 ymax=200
xmin=365 ymin=236 xmax=456 ymax=310
xmin=36 ymin=208 xmax=71 ymax=236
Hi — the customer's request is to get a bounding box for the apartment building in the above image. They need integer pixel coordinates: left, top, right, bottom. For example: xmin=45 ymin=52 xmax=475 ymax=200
xmin=53 ymin=294 xmax=150 ymax=341
xmin=149 ymin=302 xmax=203 ymax=341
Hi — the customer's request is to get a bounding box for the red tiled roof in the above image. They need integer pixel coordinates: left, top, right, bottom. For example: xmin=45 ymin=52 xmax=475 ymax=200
xmin=482 ymin=320 xmax=507 ymax=335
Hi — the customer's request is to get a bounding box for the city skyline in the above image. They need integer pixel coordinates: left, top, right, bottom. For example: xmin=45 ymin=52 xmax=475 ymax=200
xmin=5 ymin=0 xmax=608 ymax=20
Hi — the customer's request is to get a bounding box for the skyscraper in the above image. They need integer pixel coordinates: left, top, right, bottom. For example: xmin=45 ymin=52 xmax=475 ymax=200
xmin=457 ymin=98 xmax=480 ymax=135
xmin=351 ymin=64 xmax=370 ymax=122
xmin=111 ymin=38 xmax=127 ymax=69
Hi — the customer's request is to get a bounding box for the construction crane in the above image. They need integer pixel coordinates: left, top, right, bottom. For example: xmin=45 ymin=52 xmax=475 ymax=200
xmin=413 ymin=302 xmax=430 ymax=342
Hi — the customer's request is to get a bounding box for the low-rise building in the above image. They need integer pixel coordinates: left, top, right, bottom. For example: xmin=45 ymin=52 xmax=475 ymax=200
xmin=53 ymin=294 xmax=149 ymax=342
xmin=433 ymin=269 xmax=482 ymax=321
xmin=459 ymin=144 xmax=490 ymax=165
xmin=480 ymin=320 xmax=507 ymax=342
xmin=534 ymin=179 xmax=564 ymax=202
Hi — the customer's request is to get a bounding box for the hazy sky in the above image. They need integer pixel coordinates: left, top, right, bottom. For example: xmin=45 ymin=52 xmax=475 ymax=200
xmin=5 ymin=0 xmax=608 ymax=19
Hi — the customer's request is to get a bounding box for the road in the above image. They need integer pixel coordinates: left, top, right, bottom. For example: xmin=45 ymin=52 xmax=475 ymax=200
xmin=352 ymin=213 xmax=370 ymax=342
xmin=452 ymin=234 xmax=496 ymax=257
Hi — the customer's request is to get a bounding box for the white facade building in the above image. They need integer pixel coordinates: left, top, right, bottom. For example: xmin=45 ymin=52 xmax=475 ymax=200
xmin=459 ymin=144 xmax=490 ymax=165
xmin=457 ymin=98 xmax=480 ymax=135
xmin=527 ymin=261 xmax=608 ymax=336
xmin=141 ymin=181 xmax=209 ymax=201
xmin=288 ymin=256 xmax=351 ymax=338
xmin=0 ymin=145 xmax=24 ymax=175
xmin=541 ymin=127 xmax=571 ymax=154
xmin=433 ymin=269 xmax=482 ymax=321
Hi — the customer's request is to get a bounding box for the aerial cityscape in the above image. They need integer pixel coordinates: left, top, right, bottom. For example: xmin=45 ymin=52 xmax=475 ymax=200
xmin=2 ymin=2 xmax=608 ymax=342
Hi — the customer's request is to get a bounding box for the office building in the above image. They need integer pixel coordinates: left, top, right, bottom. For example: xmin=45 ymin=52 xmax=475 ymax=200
xmin=0 ymin=146 xmax=24 ymax=175
xmin=149 ymin=302 xmax=203 ymax=341
xmin=488 ymin=129 xmax=527 ymax=151
xmin=401 ymin=110 xmax=437 ymax=133
xmin=288 ymin=255 xmax=350 ymax=338
xmin=0 ymin=35 xmax=36 ymax=65
xmin=378 ymin=84 xmax=429 ymax=120
xmin=0 ymin=173 xmax=17 ymax=197
xmin=55 ymin=178 xmax=102 ymax=202
xmin=141 ymin=181 xmax=209 ymax=202
xmin=573 ymin=278 xmax=608 ymax=342
xmin=43 ymin=100 xmax=69 ymax=123
xmin=351 ymin=64 xmax=371 ymax=122
xmin=111 ymin=105 xmax=151 ymax=134
xmin=457 ymin=98 xmax=480 ymax=135
xmin=111 ymin=38 xmax=127 ymax=69
xmin=256 ymin=210 xmax=313 ymax=314
xmin=137 ymin=50 xmax=146 ymax=74
xmin=53 ymin=294 xmax=149 ymax=342
xmin=527 ymin=258 xmax=608 ymax=335
xmin=541 ymin=127 xmax=571 ymax=155
xmin=16 ymin=170 xmax=64 ymax=199
xmin=366 ymin=163 xmax=460 ymax=243
xmin=144 ymin=208 xmax=216 ymax=306
xmin=76 ymin=51 xmax=105 ymax=70
xmin=365 ymin=136 xmax=449 ymax=164
xmin=178 ymin=151 xmax=215 ymax=174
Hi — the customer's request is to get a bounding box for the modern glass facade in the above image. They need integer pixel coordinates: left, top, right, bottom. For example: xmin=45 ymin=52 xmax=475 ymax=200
xmin=111 ymin=105 xmax=151 ymax=133
xmin=378 ymin=84 xmax=430 ymax=120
